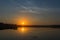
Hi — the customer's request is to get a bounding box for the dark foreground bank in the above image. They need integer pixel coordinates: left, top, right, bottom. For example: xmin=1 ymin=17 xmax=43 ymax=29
xmin=0 ymin=23 xmax=60 ymax=30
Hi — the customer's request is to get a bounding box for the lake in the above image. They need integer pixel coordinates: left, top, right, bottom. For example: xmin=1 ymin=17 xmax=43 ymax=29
xmin=0 ymin=27 xmax=60 ymax=40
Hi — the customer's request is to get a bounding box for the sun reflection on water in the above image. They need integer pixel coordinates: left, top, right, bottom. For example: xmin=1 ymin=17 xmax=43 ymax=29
xmin=17 ymin=27 xmax=29 ymax=34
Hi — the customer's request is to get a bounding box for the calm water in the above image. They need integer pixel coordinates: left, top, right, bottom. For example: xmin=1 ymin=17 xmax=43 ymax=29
xmin=0 ymin=27 xmax=60 ymax=40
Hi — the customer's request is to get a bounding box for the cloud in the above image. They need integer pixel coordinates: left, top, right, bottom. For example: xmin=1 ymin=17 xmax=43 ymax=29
xmin=7 ymin=0 xmax=60 ymax=15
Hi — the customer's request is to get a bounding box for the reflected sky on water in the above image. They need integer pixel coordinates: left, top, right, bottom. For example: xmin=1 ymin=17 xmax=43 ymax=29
xmin=0 ymin=27 xmax=60 ymax=40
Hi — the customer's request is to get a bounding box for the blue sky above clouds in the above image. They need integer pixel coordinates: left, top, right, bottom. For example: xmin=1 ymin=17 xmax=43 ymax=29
xmin=0 ymin=0 xmax=60 ymax=25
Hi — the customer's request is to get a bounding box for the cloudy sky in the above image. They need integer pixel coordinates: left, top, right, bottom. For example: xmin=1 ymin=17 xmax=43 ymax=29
xmin=0 ymin=0 xmax=60 ymax=25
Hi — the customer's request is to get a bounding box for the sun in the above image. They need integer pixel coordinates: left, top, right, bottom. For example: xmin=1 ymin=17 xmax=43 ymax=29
xmin=17 ymin=18 xmax=28 ymax=25
xmin=21 ymin=21 xmax=27 ymax=25
xmin=22 ymin=22 xmax=25 ymax=25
